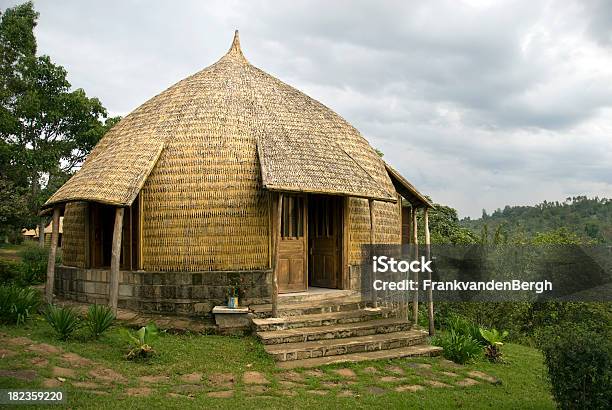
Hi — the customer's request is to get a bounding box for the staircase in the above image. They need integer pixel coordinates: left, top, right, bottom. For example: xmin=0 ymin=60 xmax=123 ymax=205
xmin=252 ymin=292 xmax=442 ymax=369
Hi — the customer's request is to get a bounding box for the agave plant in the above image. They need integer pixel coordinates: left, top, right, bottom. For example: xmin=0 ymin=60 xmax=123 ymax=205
xmin=86 ymin=304 xmax=115 ymax=338
xmin=121 ymin=324 xmax=158 ymax=360
xmin=480 ymin=328 xmax=509 ymax=362
xmin=44 ymin=305 xmax=81 ymax=340
xmin=0 ymin=285 xmax=41 ymax=325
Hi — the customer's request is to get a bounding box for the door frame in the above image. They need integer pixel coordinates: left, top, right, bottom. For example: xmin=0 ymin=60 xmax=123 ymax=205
xmin=277 ymin=194 xmax=308 ymax=293
xmin=307 ymin=194 xmax=346 ymax=290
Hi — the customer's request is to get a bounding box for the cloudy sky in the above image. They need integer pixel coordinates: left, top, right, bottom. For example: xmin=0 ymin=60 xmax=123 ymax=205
xmin=3 ymin=0 xmax=612 ymax=218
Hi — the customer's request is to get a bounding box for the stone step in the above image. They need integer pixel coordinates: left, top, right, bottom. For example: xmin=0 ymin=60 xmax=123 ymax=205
xmin=250 ymin=296 xmax=369 ymax=318
xmin=265 ymin=330 xmax=428 ymax=362
xmin=278 ymin=289 xmax=358 ymax=304
xmin=276 ymin=344 xmax=443 ymax=369
xmin=252 ymin=307 xmax=393 ymax=332
xmin=257 ymin=317 xmax=412 ymax=345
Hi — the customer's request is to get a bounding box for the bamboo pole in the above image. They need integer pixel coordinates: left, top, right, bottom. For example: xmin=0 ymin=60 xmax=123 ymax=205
xmin=45 ymin=207 xmax=60 ymax=304
xmin=369 ymin=199 xmax=377 ymax=308
xmin=412 ymin=206 xmax=419 ymax=323
xmin=424 ymin=207 xmax=434 ymax=335
xmin=271 ymin=193 xmax=283 ymax=317
xmin=109 ymin=207 xmax=124 ymax=314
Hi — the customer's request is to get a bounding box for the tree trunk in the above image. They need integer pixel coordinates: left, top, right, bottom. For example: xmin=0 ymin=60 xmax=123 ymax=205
xmin=38 ymin=219 xmax=45 ymax=247
xmin=45 ymin=208 xmax=60 ymax=304
xmin=109 ymin=207 xmax=124 ymax=314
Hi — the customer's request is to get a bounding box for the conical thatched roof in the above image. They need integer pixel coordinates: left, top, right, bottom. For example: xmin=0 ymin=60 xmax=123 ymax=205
xmin=44 ymin=32 xmax=410 ymax=210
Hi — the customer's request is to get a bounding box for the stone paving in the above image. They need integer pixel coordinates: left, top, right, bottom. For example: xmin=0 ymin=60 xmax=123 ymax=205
xmin=0 ymin=331 xmax=502 ymax=400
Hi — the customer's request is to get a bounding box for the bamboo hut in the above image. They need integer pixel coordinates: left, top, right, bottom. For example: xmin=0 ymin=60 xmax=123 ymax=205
xmin=41 ymin=32 xmax=432 ymax=318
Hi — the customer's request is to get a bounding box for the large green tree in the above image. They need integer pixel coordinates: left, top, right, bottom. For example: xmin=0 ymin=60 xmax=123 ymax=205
xmin=0 ymin=2 xmax=118 ymax=242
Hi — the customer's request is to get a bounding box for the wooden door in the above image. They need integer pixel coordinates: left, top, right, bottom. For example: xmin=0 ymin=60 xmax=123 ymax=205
xmin=278 ymin=195 xmax=307 ymax=293
xmin=309 ymin=195 xmax=342 ymax=288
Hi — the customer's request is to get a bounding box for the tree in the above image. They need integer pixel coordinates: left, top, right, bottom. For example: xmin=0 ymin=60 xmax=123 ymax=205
xmin=0 ymin=2 xmax=119 ymax=242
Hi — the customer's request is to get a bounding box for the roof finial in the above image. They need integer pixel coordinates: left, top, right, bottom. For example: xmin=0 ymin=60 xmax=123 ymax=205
xmin=227 ymin=30 xmax=244 ymax=57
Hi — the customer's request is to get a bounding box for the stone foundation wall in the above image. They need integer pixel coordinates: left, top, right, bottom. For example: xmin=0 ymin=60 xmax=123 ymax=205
xmin=54 ymin=266 xmax=273 ymax=317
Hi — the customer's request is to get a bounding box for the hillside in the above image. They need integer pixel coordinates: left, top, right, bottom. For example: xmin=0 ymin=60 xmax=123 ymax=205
xmin=460 ymin=196 xmax=612 ymax=244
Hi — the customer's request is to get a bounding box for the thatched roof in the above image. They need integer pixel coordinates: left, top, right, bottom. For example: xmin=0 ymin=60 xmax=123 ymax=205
xmin=385 ymin=162 xmax=433 ymax=208
xmin=43 ymin=31 xmax=408 ymax=210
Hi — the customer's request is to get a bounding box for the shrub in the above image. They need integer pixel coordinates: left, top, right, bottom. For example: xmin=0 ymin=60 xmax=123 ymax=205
xmin=0 ymin=284 xmax=41 ymax=325
xmin=480 ymin=328 xmax=509 ymax=362
xmin=444 ymin=313 xmax=486 ymax=345
xmin=121 ymin=324 xmax=159 ymax=360
xmin=18 ymin=244 xmax=51 ymax=285
xmin=44 ymin=305 xmax=80 ymax=340
xmin=539 ymin=326 xmax=611 ymax=409
xmin=86 ymin=304 xmax=115 ymax=338
xmin=0 ymin=259 xmax=21 ymax=284
xmin=432 ymin=330 xmax=482 ymax=364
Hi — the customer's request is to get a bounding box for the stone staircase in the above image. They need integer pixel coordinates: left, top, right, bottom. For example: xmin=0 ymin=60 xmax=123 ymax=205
xmin=252 ymin=293 xmax=442 ymax=369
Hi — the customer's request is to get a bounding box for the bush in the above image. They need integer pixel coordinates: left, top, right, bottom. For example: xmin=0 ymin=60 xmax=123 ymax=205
xmin=539 ymin=326 xmax=611 ymax=409
xmin=432 ymin=329 xmax=482 ymax=364
xmin=44 ymin=305 xmax=80 ymax=340
xmin=86 ymin=304 xmax=115 ymax=338
xmin=0 ymin=259 xmax=21 ymax=284
xmin=444 ymin=313 xmax=487 ymax=345
xmin=0 ymin=284 xmax=41 ymax=325
xmin=18 ymin=244 xmax=51 ymax=285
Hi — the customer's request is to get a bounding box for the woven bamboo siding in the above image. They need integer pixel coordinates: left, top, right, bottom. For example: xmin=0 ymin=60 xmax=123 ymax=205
xmin=348 ymin=198 xmax=402 ymax=265
xmin=61 ymin=202 xmax=89 ymax=268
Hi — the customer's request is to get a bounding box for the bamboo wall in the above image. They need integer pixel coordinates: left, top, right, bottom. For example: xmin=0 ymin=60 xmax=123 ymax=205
xmin=61 ymin=202 xmax=89 ymax=268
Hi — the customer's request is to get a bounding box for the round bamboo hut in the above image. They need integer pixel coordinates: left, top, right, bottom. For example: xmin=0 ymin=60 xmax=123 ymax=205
xmin=43 ymin=32 xmax=431 ymax=317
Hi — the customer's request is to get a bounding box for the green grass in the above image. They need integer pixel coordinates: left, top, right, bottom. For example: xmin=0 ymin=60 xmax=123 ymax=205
xmin=0 ymin=316 xmax=555 ymax=409
xmin=0 ymin=243 xmax=28 ymax=262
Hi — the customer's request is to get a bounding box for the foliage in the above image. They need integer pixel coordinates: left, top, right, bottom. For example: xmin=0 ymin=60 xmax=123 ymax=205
xmin=17 ymin=243 xmax=53 ymax=285
xmin=0 ymin=2 xmax=118 ymax=237
xmin=432 ymin=329 xmax=482 ymax=364
xmin=417 ymin=202 xmax=479 ymax=244
xmin=462 ymin=196 xmax=612 ymax=244
xmin=443 ymin=313 xmax=486 ymax=345
xmin=43 ymin=304 xmax=80 ymax=340
xmin=480 ymin=328 xmax=509 ymax=362
xmin=0 ymin=284 xmax=40 ymax=325
xmin=85 ymin=304 xmax=115 ymax=339
xmin=0 ymin=258 xmax=21 ymax=283
xmin=121 ymin=323 xmax=158 ymax=360
xmin=539 ymin=325 xmax=611 ymax=409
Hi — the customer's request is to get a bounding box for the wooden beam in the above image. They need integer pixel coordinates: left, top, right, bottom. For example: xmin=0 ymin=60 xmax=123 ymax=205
xmin=45 ymin=207 xmax=60 ymax=304
xmin=84 ymin=203 xmax=90 ymax=268
xmin=271 ymin=193 xmax=283 ymax=318
xmin=368 ymin=199 xmax=377 ymax=308
xmin=109 ymin=207 xmax=124 ymax=314
xmin=424 ymin=207 xmax=434 ymax=335
xmin=412 ymin=206 xmax=419 ymax=323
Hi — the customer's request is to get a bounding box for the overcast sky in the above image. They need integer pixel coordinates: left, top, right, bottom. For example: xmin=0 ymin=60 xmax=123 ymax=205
xmin=3 ymin=0 xmax=612 ymax=218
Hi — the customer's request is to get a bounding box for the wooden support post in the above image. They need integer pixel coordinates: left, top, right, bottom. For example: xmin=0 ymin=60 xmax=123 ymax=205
xmin=109 ymin=207 xmax=124 ymax=314
xmin=412 ymin=206 xmax=419 ymax=323
xmin=271 ymin=193 xmax=283 ymax=318
xmin=368 ymin=199 xmax=377 ymax=308
xmin=45 ymin=208 xmax=61 ymax=304
xmin=424 ymin=207 xmax=434 ymax=335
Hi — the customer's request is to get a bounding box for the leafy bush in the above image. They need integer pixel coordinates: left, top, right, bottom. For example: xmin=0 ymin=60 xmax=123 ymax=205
xmin=18 ymin=244 xmax=51 ymax=285
xmin=444 ymin=313 xmax=486 ymax=345
xmin=44 ymin=305 xmax=80 ymax=340
xmin=121 ymin=324 xmax=158 ymax=360
xmin=432 ymin=329 xmax=482 ymax=364
xmin=0 ymin=259 xmax=21 ymax=284
xmin=539 ymin=326 xmax=611 ymax=409
xmin=0 ymin=284 xmax=41 ymax=325
xmin=86 ymin=304 xmax=115 ymax=338
xmin=480 ymin=328 xmax=509 ymax=362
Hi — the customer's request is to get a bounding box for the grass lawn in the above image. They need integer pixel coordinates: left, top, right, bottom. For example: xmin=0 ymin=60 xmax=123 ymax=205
xmin=0 ymin=316 xmax=555 ymax=409
xmin=0 ymin=243 xmax=28 ymax=262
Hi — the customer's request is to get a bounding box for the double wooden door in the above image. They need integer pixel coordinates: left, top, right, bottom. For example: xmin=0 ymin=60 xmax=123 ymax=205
xmin=277 ymin=194 xmax=343 ymax=293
